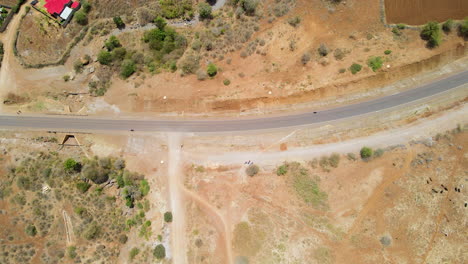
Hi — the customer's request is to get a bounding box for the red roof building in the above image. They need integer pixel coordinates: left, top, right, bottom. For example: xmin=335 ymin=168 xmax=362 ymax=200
xmin=44 ymin=0 xmax=70 ymax=15
xmin=71 ymin=1 xmax=80 ymax=9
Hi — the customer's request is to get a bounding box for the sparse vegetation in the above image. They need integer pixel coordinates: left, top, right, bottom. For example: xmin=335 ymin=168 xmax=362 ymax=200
xmin=459 ymin=17 xmax=468 ymax=38
xmin=318 ymin=44 xmax=329 ymax=57
xmin=288 ymin=16 xmax=301 ymax=27
xmin=129 ymin=247 xmax=140 ymax=261
xmin=288 ymin=163 xmax=327 ymax=208
xmin=442 ymin=19 xmax=454 ymax=33
xmin=276 ymin=164 xmax=288 ymax=176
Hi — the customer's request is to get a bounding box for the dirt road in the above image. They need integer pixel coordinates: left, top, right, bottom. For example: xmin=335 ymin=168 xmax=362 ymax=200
xmin=168 ymin=134 xmax=188 ymax=264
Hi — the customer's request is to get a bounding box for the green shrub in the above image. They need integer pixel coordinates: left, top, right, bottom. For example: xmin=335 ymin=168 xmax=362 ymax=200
xmin=82 ymin=1 xmax=91 ymax=13
xmin=360 ymin=147 xmax=373 ymax=159
xmin=83 ymin=222 xmax=100 ymax=240
xmin=276 ymin=164 xmax=288 ymax=176
xmin=391 ymin=27 xmax=402 ymax=36
xmin=119 ymin=234 xmax=128 ymax=244
xmin=64 ymin=158 xmax=80 ymax=172
xmin=288 ymin=16 xmax=301 ymax=27
xmin=206 ymin=62 xmax=217 ymax=77
xmin=241 ymin=0 xmax=259 ymax=16
xmin=74 ymin=11 xmax=88 ymax=25
xmin=113 ymin=16 xmax=125 ymax=28
xmin=396 ymin=23 xmax=406 ymax=30
xmin=112 ymin=47 xmax=127 ymax=61
xmin=459 ymin=17 xmax=468 ymax=38
xmin=74 ymin=207 xmax=86 ymax=216
xmin=97 ymin=50 xmax=113 ymax=65
xmin=246 ymin=164 xmax=259 ymax=176
xmin=384 ymin=49 xmax=392 ymax=55
xmin=367 ymin=56 xmax=383 ymax=72
xmin=223 ymin=79 xmax=231 ymax=86
xmin=159 ymin=0 xmax=193 ymax=19
xmin=154 ymin=16 xmax=167 ymax=30
xmin=374 ymin=148 xmax=384 ymax=158
xmin=139 ymin=179 xmax=150 ymax=196
xmin=349 ymin=63 xmax=362 ymax=74
xmin=76 ymin=181 xmax=91 ymax=193
xmin=25 ymin=224 xmax=37 ymax=236
xmin=129 ymin=247 xmax=140 ymax=260
xmin=67 ymin=246 xmax=77 ymax=259
xmin=153 ymin=244 xmax=166 ymax=259
xmin=105 ymin=36 xmax=121 ymax=51
xmin=442 ymin=19 xmax=454 ymax=33
xmin=317 ymin=43 xmax=329 ymax=56
xmin=198 ymin=2 xmax=212 ymax=19
xmin=164 ymin=211 xmax=173 ymax=223
xmin=63 ymin=75 xmax=70 ymax=82
xmin=329 ymin=153 xmax=340 ymax=168
xmin=420 ymin=21 xmax=441 ymax=48
xmin=120 ymin=59 xmax=136 ymax=79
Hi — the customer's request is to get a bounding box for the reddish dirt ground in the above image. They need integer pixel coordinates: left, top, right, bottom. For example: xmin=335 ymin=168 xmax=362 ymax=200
xmin=385 ymin=0 xmax=468 ymax=25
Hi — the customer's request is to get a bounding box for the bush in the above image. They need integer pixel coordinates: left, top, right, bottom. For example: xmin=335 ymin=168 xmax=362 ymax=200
xmin=74 ymin=11 xmax=88 ymax=25
xmin=112 ymin=47 xmax=127 ymax=61
xmin=420 ymin=21 xmax=441 ymax=48
xmin=241 ymin=0 xmax=259 ymax=16
xmin=139 ymin=179 xmax=150 ymax=196
xmin=367 ymin=56 xmax=383 ymax=72
xmin=360 ymin=147 xmax=373 ymax=159
xmin=129 ymin=247 xmax=140 ymax=260
xmin=25 ymin=224 xmax=37 ymax=236
xmin=97 ymin=50 xmax=113 ymax=65
xmin=317 ymin=44 xmax=329 ymax=56
xmin=119 ymin=234 xmax=128 ymax=244
xmin=288 ymin=16 xmax=301 ymax=27
xmin=301 ymin=52 xmax=311 ymax=65
xmin=153 ymin=244 xmax=166 ymax=259
xmin=246 ymin=164 xmax=259 ymax=176
xmin=374 ymin=148 xmax=384 ymax=158
xmin=391 ymin=27 xmax=402 ymax=36
xmin=329 ymin=153 xmax=340 ymax=168
xmin=63 ymin=75 xmax=70 ymax=82
xmin=76 ymin=181 xmax=91 ymax=193
xmin=83 ymin=222 xmax=100 ymax=240
xmin=120 ymin=59 xmax=136 ymax=79
xmin=113 ymin=16 xmax=125 ymax=29
xmin=73 ymin=60 xmax=84 ymax=73
xmin=83 ymin=165 xmax=109 ymax=184
xmin=459 ymin=17 xmax=468 ymax=38
xmin=198 ymin=2 xmax=212 ymax=19
xmin=276 ymin=164 xmax=288 ymax=176
xmin=333 ymin=48 xmax=345 ymax=60
xmin=396 ymin=23 xmax=406 ymax=30
xmin=349 ymin=63 xmax=362 ymax=74
xmin=179 ymin=53 xmax=200 ymax=74
xmin=67 ymin=246 xmax=77 ymax=259
xmin=384 ymin=49 xmax=392 ymax=55
xmin=105 ymin=35 xmax=121 ymax=51
xmin=64 ymin=158 xmax=80 ymax=172
xmin=154 ymin=16 xmax=167 ymax=30
xmin=82 ymin=1 xmax=91 ymax=13
xmin=223 ymin=79 xmax=231 ymax=86
xmin=442 ymin=19 xmax=454 ymax=33
xmin=206 ymin=62 xmax=217 ymax=77
xmin=164 ymin=211 xmax=173 ymax=223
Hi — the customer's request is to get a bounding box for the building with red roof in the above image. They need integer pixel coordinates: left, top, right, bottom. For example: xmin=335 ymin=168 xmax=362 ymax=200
xmin=44 ymin=0 xmax=81 ymax=18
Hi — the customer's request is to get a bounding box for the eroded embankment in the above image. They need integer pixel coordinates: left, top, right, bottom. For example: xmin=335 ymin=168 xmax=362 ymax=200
xmin=207 ymin=43 xmax=467 ymax=114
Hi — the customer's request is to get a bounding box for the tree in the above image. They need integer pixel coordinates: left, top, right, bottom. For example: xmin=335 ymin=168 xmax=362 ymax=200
xmin=164 ymin=211 xmax=173 ymax=223
xmin=206 ymin=62 xmax=217 ymax=77
xmin=97 ymin=50 xmax=113 ymax=65
xmin=64 ymin=158 xmax=80 ymax=172
xmin=246 ymin=164 xmax=259 ymax=176
xmin=198 ymin=2 xmax=212 ymax=19
xmin=360 ymin=147 xmax=373 ymax=159
xmin=420 ymin=21 xmax=441 ymax=48
xmin=113 ymin=16 xmax=125 ymax=29
xmin=154 ymin=16 xmax=167 ymax=30
xmin=120 ymin=59 xmax=136 ymax=79
xmin=74 ymin=11 xmax=88 ymax=25
xmin=82 ymin=1 xmax=91 ymax=13
xmin=153 ymin=244 xmax=166 ymax=259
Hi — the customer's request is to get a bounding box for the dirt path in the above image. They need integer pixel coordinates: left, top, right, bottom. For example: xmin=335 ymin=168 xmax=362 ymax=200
xmin=62 ymin=210 xmax=75 ymax=245
xmin=180 ymin=184 xmax=233 ymax=264
xmin=168 ymin=134 xmax=188 ymax=264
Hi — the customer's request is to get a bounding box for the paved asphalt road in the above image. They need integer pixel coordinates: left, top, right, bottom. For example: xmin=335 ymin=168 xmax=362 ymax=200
xmin=0 ymin=71 xmax=467 ymax=133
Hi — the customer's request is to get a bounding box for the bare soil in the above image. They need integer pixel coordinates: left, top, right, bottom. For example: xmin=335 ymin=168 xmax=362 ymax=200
xmin=385 ymin=0 xmax=468 ymax=25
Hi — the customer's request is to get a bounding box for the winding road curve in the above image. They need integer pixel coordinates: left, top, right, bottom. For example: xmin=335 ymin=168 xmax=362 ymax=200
xmin=0 ymin=70 xmax=467 ymax=133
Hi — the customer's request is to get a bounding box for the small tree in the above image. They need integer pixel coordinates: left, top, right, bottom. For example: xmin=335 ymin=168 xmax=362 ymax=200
xmin=74 ymin=11 xmax=88 ymax=25
xmin=82 ymin=1 xmax=91 ymax=13
xmin=246 ymin=164 xmax=259 ymax=176
xmin=64 ymin=158 xmax=77 ymax=171
xmin=459 ymin=17 xmax=468 ymax=38
xmin=198 ymin=2 xmax=212 ymax=19
xmin=206 ymin=62 xmax=217 ymax=77
xmin=153 ymin=244 xmax=166 ymax=259
xmin=113 ymin=16 xmax=125 ymax=29
xmin=164 ymin=211 xmax=173 ymax=223
xmin=360 ymin=147 xmax=373 ymax=159
xmin=120 ymin=59 xmax=136 ymax=79
xmin=420 ymin=21 xmax=441 ymax=48
xmin=242 ymin=0 xmax=259 ymax=16
xmin=98 ymin=50 xmax=113 ymax=65
xmin=154 ymin=16 xmax=167 ymax=30
xmin=105 ymin=35 xmax=121 ymax=51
